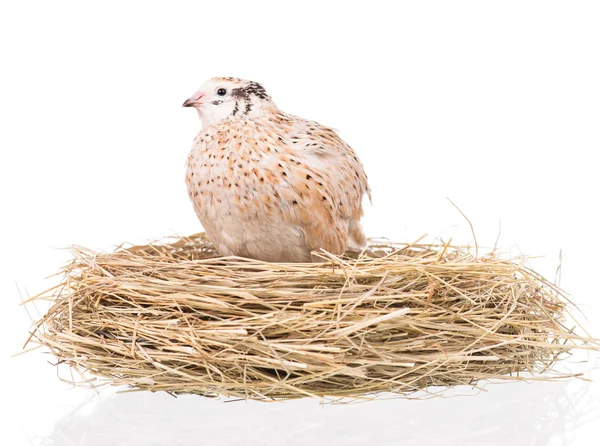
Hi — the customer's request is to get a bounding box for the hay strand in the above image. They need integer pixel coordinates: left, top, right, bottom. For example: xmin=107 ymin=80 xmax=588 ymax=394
xmin=26 ymin=233 xmax=596 ymax=401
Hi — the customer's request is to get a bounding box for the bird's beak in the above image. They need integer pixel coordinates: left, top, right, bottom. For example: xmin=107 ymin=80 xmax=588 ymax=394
xmin=182 ymin=92 xmax=205 ymax=108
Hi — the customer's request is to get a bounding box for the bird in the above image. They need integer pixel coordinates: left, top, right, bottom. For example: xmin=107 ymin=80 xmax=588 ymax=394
xmin=183 ymin=77 xmax=370 ymax=262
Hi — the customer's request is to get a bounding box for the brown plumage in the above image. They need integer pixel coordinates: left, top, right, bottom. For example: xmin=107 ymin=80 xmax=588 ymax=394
xmin=183 ymin=77 xmax=370 ymax=262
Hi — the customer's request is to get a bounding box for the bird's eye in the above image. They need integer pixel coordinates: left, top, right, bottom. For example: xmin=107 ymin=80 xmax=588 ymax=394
xmin=217 ymin=88 xmax=227 ymax=96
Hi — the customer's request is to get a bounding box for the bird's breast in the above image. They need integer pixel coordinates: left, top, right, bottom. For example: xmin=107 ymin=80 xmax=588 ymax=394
xmin=186 ymin=139 xmax=283 ymax=227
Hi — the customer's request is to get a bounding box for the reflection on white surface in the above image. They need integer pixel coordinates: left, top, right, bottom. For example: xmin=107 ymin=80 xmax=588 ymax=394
xmin=39 ymin=379 xmax=598 ymax=446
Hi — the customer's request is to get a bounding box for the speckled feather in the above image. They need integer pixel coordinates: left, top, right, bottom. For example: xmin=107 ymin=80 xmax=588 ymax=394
xmin=184 ymin=78 xmax=370 ymax=262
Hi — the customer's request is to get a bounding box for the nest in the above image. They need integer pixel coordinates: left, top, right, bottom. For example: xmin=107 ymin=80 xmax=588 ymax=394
xmin=27 ymin=233 xmax=594 ymax=401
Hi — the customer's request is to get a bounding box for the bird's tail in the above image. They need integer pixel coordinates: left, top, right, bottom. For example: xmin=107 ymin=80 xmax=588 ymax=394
xmin=346 ymin=219 xmax=367 ymax=252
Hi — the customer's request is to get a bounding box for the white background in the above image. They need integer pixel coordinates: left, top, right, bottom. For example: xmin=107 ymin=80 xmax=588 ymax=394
xmin=1 ymin=1 xmax=599 ymax=445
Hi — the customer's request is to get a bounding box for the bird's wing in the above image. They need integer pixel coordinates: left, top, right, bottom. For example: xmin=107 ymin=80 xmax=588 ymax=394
xmin=261 ymin=115 xmax=370 ymax=254
xmin=289 ymin=118 xmax=371 ymax=214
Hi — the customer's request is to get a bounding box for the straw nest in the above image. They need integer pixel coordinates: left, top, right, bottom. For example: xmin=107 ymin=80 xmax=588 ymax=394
xmin=27 ymin=232 xmax=595 ymax=401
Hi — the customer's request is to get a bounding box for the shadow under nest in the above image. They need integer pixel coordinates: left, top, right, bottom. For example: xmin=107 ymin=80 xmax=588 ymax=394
xmin=27 ymin=233 xmax=595 ymax=401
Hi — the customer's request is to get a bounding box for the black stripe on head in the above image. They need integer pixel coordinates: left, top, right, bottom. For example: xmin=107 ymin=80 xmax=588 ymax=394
xmin=232 ymin=81 xmax=270 ymax=101
xmin=246 ymin=81 xmax=269 ymax=99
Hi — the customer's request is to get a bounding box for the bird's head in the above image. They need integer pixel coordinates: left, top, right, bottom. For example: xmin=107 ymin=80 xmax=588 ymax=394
xmin=183 ymin=77 xmax=274 ymax=127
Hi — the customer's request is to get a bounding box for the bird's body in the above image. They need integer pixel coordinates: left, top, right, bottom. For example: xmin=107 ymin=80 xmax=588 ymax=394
xmin=184 ymin=78 xmax=370 ymax=262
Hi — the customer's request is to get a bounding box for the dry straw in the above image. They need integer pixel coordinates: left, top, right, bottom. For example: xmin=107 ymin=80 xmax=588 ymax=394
xmin=25 ymin=232 xmax=596 ymax=401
